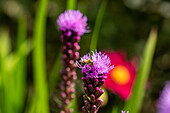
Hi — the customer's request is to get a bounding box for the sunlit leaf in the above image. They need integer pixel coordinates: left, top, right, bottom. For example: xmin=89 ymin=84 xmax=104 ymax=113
xmin=0 ymin=29 xmax=11 ymax=57
xmin=15 ymin=16 xmax=27 ymax=113
xmin=124 ymin=27 xmax=158 ymax=113
xmin=31 ymin=0 xmax=49 ymax=112
xmin=67 ymin=0 xmax=76 ymax=10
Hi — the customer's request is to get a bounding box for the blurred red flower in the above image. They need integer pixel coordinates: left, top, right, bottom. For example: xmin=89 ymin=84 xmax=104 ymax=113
xmin=103 ymin=52 xmax=136 ymax=101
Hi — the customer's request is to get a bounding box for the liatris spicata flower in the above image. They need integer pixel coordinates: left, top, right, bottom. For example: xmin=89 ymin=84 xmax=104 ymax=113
xmin=57 ymin=10 xmax=88 ymax=113
xmin=76 ymin=50 xmax=114 ymax=113
xmin=157 ymin=81 xmax=170 ymax=113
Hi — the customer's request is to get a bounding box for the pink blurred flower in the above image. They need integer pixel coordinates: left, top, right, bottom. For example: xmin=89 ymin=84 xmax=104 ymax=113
xmin=103 ymin=52 xmax=136 ymax=100
xmin=157 ymin=81 xmax=170 ymax=113
xmin=57 ymin=10 xmax=89 ymax=36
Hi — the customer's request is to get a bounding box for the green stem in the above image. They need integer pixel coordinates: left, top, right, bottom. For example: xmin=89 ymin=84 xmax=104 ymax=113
xmin=48 ymin=52 xmax=62 ymax=94
xmin=90 ymin=0 xmax=108 ymax=51
xmin=124 ymin=27 xmax=158 ymax=113
xmin=32 ymin=0 xmax=49 ymax=112
xmin=15 ymin=16 xmax=27 ymax=113
xmin=67 ymin=0 xmax=76 ymax=10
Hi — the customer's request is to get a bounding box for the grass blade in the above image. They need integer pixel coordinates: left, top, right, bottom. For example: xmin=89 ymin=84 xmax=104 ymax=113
xmin=70 ymin=88 xmax=78 ymax=113
xmin=124 ymin=27 xmax=158 ymax=113
xmin=0 ymin=29 xmax=11 ymax=113
xmin=48 ymin=52 xmax=62 ymax=93
xmin=90 ymin=0 xmax=108 ymax=51
xmin=0 ymin=28 xmax=11 ymax=57
xmin=32 ymin=0 xmax=49 ymax=112
xmin=112 ymin=106 xmax=118 ymax=113
xmin=67 ymin=0 xmax=76 ymax=10
xmin=0 ymin=27 xmax=29 ymax=113
xmin=15 ymin=17 xmax=27 ymax=113
xmin=0 ymin=29 xmax=19 ymax=113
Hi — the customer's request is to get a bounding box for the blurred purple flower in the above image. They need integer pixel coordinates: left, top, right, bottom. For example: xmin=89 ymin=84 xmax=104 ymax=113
xmin=157 ymin=81 xmax=170 ymax=113
xmin=57 ymin=10 xmax=89 ymax=113
xmin=77 ymin=50 xmax=114 ymax=113
xmin=57 ymin=10 xmax=89 ymax=36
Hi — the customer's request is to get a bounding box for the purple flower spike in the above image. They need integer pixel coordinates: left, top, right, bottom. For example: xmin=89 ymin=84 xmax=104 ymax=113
xmin=57 ymin=10 xmax=89 ymax=36
xmin=157 ymin=81 xmax=170 ymax=113
xmin=76 ymin=50 xmax=114 ymax=113
xmin=56 ymin=10 xmax=89 ymax=113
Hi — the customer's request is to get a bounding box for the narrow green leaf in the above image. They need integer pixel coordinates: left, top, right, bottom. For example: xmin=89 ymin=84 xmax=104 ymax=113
xmin=124 ymin=27 xmax=158 ymax=113
xmin=0 ymin=24 xmax=29 ymax=113
xmin=67 ymin=0 xmax=76 ymax=10
xmin=112 ymin=106 xmax=118 ymax=113
xmin=17 ymin=17 xmax=27 ymax=50
xmin=0 ymin=29 xmax=17 ymax=113
xmin=48 ymin=52 xmax=62 ymax=94
xmin=0 ymin=29 xmax=10 ymax=113
xmin=32 ymin=0 xmax=49 ymax=112
xmin=0 ymin=28 xmax=11 ymax=57
xmin=15 ymin=16 xmax=27 ymax=113
xmin=70 ymin=83 xmax=79 ymax=113
xmin=70 ymin=96 xmax=78 ymax=113
xmin=90 ymin=0 xmax=108 ymax=51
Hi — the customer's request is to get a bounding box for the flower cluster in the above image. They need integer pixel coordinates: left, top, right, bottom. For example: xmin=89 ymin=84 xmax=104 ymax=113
xmin=157 ymin=81 xmax=170 ymax=113
xmin=57 ymin=10 xmax=88 ymax=113
xmin=77 ymin=50 xmax=114 ymax=113
xmin=57 ymin=10 xmax=89 ymax=36
xmin=77 ymin=50 xmax=114 ymax=78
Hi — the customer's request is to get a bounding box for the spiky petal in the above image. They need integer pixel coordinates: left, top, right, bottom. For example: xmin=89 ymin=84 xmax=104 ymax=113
xmin=57 ymin=10 xmax=88 ymax=36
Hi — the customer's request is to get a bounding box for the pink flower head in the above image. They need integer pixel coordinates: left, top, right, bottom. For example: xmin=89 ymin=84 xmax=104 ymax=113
xmin=76 ymin=50 xmax=114 ymax=78
xmin=103 ymin=52 xmax=136 ymax=100
xmin=77 ymin=50 xmax=114 ymax=113
xmin=157 ymin=81 xmax=170 ymax=113
xmin=57 ymin=10 xmax=89 ymax=36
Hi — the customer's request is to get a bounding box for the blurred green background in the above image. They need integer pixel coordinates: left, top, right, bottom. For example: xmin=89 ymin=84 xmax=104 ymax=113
xmin=0 ymin=0 xmax=170 ymax=113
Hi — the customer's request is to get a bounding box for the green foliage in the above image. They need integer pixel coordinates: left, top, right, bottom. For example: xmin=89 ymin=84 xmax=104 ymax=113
xmin=0 ymin=28 xmax=13 ymax=113
xmin=0 ymin=16 xmax=27 ymax=113
xmin=90 ymin=0 xmax=108 ymax=51
xmin=15 ymin=17 xmax=27 ymax=113
xmin=112 ymin=106 xmax=118 ymax=113
xmin=48 ymin=52 xmax=62 ymax=93
xmin=70 ymin=96 xmax=78 ymax=113
xmin=31 ymin=0 xmax=49 ymax=112
xmin=0 ymin=0 xmax=166 ymax=113
xmin=124 ymin=28 xmax=158 ymax=113
xmin=67 ymin=0 xmax=76 ymax=10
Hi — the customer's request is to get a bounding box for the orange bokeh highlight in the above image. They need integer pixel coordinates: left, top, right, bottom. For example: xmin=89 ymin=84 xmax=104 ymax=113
xmin=111 ymin=66 xmax=130 ymax=85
